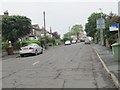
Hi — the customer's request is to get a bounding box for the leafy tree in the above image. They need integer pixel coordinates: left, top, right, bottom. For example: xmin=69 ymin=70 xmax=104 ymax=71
xmin=63 ymin=32 xmax=70 ymax=38
xmin=85 ymin=12 xmax=106 ymax=40
xmin=2 ymin=15 xmax=32 ymax=43
xmin=63 ymin=32 xmax=72 ymax=42
xmin=63 ymin=37 xmax=72 ymax=42
xmin=105 ymin=14 xmax=119 ymax=45
xmin=52 ymin=32 xmax=60 ymax=39
xmin=70 ymin=24 xmax=83 ymax=35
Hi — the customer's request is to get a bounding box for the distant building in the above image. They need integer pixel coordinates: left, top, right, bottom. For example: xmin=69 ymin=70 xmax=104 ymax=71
xmin=25 ymin=24 xmax=52 ymax=40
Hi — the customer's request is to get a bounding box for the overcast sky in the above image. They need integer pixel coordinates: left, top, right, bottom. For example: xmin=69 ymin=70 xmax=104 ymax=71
xmin=0 ymin=0 xmax=119 ymax=37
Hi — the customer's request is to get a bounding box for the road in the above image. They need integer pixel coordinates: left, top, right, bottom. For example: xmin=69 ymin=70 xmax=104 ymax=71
xmin=2 ymin=42 xmax=116 ymax=88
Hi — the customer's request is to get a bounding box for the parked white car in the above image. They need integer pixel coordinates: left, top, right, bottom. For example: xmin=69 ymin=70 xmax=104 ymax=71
xmin=65 ymin=40 xmax=71 ymax=45
xmin=19 ymin=43 xmax=43 ymax=57
xmin=72 ymin=40 xmax=76 ymax=44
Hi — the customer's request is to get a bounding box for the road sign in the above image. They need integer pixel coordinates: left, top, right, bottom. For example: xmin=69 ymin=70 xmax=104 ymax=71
xmin=109 ymin=24 xmax=120 ymax=44
xmin=96 ymin=18 xmax=105 ymax=29
xmin=109 ymin=24 xmax=119 ymax=31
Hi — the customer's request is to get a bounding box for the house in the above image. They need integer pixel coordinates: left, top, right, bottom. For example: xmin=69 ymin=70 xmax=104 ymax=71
xmin=25 ymin=24 xmax=52 ymax=40
xmin=27 ymin=24 xmax=41 ymax=40
xmin=39 ymin=27 xmax=52 ymax=38
xmin=1 ymin=10 xmax=53 ymax=41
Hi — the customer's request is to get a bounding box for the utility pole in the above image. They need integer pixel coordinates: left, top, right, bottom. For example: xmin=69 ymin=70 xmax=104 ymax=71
xmin=69 ymin=26 xmax=70 ymax=38
xmin=99 ymin=8 xmax=104 ymax=46
xmin=43 ymin=11 xmax=47 ymax=49
xmin=50 ymin=27 xmax=52 ymax=38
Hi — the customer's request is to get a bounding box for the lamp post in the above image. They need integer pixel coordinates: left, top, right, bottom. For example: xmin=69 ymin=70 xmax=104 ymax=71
xmin=43 ymin=11 xmax=47 ymax=49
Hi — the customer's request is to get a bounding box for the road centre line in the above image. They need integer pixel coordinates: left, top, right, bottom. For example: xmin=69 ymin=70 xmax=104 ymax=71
xmin=32 ymin=61 xmax=39 ymax=66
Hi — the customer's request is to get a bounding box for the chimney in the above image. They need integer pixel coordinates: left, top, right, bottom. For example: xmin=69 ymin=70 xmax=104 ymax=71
xmin=50 ymin=27 xmax=52 ymax=38
xmin=4 ymin=10 xmax=9 ymax=16
xmin=50 ymin=27 xmax=52 ymax=34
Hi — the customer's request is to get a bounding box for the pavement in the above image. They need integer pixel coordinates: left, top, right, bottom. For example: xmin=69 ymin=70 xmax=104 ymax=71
xmin=92 ymin=44 xmax=120 ymax=89
xmin=1 ymin=51 xmax=19 ymax=60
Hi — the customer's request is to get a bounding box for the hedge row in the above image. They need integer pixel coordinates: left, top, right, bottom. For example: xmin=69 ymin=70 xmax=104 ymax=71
xmin=2 ymin=39 xmax=62 ymax=51
xmin=21 ymin=40 xmax=41 ymax=46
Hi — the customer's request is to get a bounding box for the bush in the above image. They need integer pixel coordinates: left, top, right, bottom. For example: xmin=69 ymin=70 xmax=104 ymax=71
xmin=13 ymin=42 xmax=21 ymax=50
xmin=2 ymin=41 xmax=9 ymax=51
xmin=21 ymin=40 xmax=41 ymax=46
xmin=63 ymin=37 xmax=72 ymax=42
xmin=2 ymin=41 xmax=21 ymax=51
xmin=47 ymin=43 xmax=53 ymax=46
xmin=55 ymin=39 xmax=62 ymax=45
xmin=46 ymin=37 xmax=55 ymax=44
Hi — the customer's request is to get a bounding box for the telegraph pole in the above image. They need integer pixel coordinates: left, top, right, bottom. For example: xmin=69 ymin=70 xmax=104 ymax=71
xmin=43 ymin=11 xmax=47 ymax=49
xmin=99 ymin=8 xmax=104 ymax=46
xmin=69 ymin=26 xmax=70 ymax=38
xmin=50 ymin=27 xmax=52 ymax=38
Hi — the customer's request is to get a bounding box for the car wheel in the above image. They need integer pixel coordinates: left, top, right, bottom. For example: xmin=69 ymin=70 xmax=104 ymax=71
xmin=35 ymin=50 xmax=38 ymax=55
xmin=20 ymin=54 xmax=24 ymax=57
xmin=40 ymin=49 xmax=43 ymax=54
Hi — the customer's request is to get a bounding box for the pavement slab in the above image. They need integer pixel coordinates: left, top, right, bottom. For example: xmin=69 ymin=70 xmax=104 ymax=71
xmin=92 ymin=44 xmax=120 ymax=88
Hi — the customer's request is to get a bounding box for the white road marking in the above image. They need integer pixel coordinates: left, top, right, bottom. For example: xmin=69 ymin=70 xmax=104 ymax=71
xmin=32 ymin=61 xmax=39 ymax=66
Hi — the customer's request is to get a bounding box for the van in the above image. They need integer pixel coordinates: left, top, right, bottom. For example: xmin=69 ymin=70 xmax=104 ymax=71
xmin=85 ymin=38 xmax=90 ymax=44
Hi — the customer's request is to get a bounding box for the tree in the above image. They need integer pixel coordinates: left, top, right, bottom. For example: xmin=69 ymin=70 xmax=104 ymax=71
xmin=70 ymin=24 xmax=83 ymax=40
xmin=105 ymin=14 xmax=119 ymax=46
xmin=63 ymin=24 xmax=83 ymax=41
xmin=71 ymin=24 xmax=83 ymax=35
xmin=52 ymin=32 xmax=60 ymax=39
xmin=85 ymin=12 xmax=106 ymax=40
xmin=2 ymin=15 xmax=32 ymax=43
xmin=63 ymin=32 xmax=72 ymax=42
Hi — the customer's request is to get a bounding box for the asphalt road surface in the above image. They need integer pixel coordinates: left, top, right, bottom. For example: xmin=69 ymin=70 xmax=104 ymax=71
xmin=2 ymin=42 xmax=116 ymax=88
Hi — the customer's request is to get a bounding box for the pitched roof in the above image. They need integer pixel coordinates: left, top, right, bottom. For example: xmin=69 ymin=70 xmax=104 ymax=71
xmin=32 ymin=24 xmax=50 ymax=34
